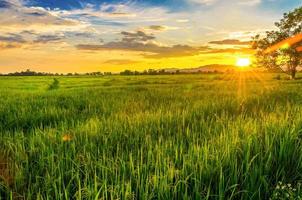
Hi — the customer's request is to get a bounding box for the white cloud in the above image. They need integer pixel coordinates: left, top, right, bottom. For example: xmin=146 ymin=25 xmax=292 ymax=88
xmin=0 ymin=1 xmax=83 ymax=32
xmin=189 ymin=0 xmax=217 ymax=5
xmin=238 ymin=0 xmax=261 ymax=6
xmin=188 ymin=0 xmax=261 ymax=6
xmin=0 ymin=0 xmax=281 ymax=52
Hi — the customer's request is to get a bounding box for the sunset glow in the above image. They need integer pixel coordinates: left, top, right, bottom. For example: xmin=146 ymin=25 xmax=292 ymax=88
xmin=0 ymin=0 xmax=300 ymax=73
xmin=236 ymin=58 xmax=251 ymax=68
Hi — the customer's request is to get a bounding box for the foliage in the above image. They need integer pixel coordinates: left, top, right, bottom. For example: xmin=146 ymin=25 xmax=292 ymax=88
xmin=252 ymin=7 xmax=302 ymax=79
xmin=0 ymin=69 xmax=104 ymax=76
xmin=120 ymin=68 xmax=223 ymax=75
xmin=120 ymin=69 xmax=176 ymax=75
xmin=48 ymin=78 xmax=60 ymax=90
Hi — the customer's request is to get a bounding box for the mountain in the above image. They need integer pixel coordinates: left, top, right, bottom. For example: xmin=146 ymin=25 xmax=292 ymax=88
xmin=162 ymin=64 xmax=240 ymax=73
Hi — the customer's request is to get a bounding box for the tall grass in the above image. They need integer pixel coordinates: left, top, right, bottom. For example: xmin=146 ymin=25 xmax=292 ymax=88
xmin=1 ymin=74 xmax=302 ymax=199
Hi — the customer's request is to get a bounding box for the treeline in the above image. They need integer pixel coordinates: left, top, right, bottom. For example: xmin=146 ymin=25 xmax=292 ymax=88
xmin=0 ymin=69 xmax=222 ymax=77
xmin=120 ymin=69 xmax=223 ymax=75
xmin=119 ymin=68 xmax=287 ymax=75
xmin=1 ymin=68 xmax=276 ymax=77
xmin=0 ymin=69 xmax=109 ymax=76
xmin=120 ymin=69 xmax=169 ymax=75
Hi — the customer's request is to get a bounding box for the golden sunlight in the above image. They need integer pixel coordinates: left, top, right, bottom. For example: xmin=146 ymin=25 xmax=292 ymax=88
xmin=236 ymin=58 xmax=251 ymax=68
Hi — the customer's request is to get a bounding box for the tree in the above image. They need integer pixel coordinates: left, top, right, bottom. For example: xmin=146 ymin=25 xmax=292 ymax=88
xmin=252 ymin=7 xmax=302 ymax=79
xmin=120 ymin=70 xmax=134 ymax=75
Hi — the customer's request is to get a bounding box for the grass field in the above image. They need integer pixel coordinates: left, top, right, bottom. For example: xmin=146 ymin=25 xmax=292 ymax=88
xmin=1 ymin=73 xmax=302 ymax=199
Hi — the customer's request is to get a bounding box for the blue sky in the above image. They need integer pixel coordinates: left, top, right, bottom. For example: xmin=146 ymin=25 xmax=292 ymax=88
xmin=24 ymin=0 xmax=300 ymax=11
xmin=25 ymin=0 xmax=190 ymax=10
xmin=0 ymin=0 xmax=301 ymax=73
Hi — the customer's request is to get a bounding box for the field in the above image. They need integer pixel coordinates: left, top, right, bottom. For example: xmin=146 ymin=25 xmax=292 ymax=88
xmin=1 ymin=73 xmax=302 ymax=199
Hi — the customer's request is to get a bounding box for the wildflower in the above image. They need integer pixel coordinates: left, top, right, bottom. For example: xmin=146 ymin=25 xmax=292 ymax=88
xmin=62 ymin=134 xmax=72 ymax=142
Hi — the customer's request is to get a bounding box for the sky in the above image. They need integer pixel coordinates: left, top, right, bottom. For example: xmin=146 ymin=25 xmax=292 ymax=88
xmin=0 ymin=0 xmax=301 ymax=73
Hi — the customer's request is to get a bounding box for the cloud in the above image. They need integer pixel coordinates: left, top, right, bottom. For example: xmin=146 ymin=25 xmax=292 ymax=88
xmin=148 ymin=25 xmax=167 ymax=31
xmin=0 ymin=0 xmax=13 ymax=8
xmin=0 ymin=0 xmax=80 ymax=29
xmin=238 ymin=0 xmax=261 ymax=6
xmin=209 ymin=39 xmax=251 ymax=45
xmin=0 ymin=32 xmax=26 ymax=50
xmin=0 ymin=0 xmax=22 ymax=8
xmin=139 ymin=25 xmax=180 ymax=34
xmin=76 ymin=30 xmax=210 ymax=58
xmin=75 ymin=28 xmax=255 ymax=59
xmin=121 ymin=31 xmax=155 ymax=42
xmin=52 ymin=4 xmax=137 ymax=21
xmin=0 ymin=43 xmax=22 ymax=50
xmin=104 ymin=59 xmax=139 ymax=65
xmin=76 ymin=43 xmax=210 ymax=58
xmin=143 ymin=44 xmax=211 ymax=58
xmin=0 ymin=31 xmax=65 ymax=50
xmin=176 ymin=19 xmax=189 ymax=23
xmin=189 ymin=0 xmax=217 ymax=5
xmin=189 ymin=0 xmax=261 ymax=6
xmin=34 ymin=35 xmax=64 ymax=43
xmin=0 ymin=33 xmax=26 ymax=43
xmin=26 ymin=11 xmax=47 ymax=17
xmin=50 ymin=3 xmax=172 ymax=29
xmin=201 ymin=47 xmax=254 ymax=54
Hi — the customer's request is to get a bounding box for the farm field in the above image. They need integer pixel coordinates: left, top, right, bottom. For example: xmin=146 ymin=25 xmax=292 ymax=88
xmin=1 ymin=73 xmax=302 ymax=199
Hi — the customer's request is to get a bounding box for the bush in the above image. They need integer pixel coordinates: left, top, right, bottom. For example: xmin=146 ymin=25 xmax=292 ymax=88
xmin=48 ymin=78 xmax=60 ymax=90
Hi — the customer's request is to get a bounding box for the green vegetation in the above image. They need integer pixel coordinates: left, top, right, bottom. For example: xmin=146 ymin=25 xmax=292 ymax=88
xmin=253 ymin=7 xmax=302 ymax=79
xmin=1 ymin=73 xmax=302 ymax=199
xmin=48 ymin=78 xmax=60 ymax=90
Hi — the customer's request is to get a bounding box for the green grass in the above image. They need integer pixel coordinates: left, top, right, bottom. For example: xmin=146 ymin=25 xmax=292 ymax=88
xmin=1 ymin=73 xmax=302 ymax=199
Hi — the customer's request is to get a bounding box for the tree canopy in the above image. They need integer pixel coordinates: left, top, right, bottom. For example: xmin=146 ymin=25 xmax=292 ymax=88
xmin=253 ymin=7 xmax=302 ymax=79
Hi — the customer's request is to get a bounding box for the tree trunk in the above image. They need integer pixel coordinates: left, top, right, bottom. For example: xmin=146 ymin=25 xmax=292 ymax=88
xmin=290 ymin=67 xmax=296 ymax=80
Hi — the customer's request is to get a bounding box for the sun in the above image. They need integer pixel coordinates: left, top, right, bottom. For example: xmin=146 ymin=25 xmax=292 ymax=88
xmin=236 ymin=58 xmax=251 ymax=68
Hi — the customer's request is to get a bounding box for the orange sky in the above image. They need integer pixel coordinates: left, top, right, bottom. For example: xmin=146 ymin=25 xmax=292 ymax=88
xmin=0 ymin=0 xmax=298 ymax=73
xmin=0 ymin=45 xmax=253 ymax=73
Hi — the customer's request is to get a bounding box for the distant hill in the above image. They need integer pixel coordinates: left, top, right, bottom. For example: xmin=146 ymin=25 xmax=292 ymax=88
xmin=162 ymin=64 xmax=242 ymax=73
xmin=183 ymin=64 xmax=238 ymax=73
xmin=168 ymin=64 xmax=302 ymax=73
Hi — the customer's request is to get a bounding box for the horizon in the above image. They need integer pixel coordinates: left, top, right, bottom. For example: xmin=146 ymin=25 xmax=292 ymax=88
xmin=0 ymin=63 xmax=263 ymax=74
xmin=0 ymin=0 xmax=301 ymax=73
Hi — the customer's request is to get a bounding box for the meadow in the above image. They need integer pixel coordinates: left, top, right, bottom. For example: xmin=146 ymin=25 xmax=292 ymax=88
xmin=1 ymin=73 xmax=302 ymax=199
